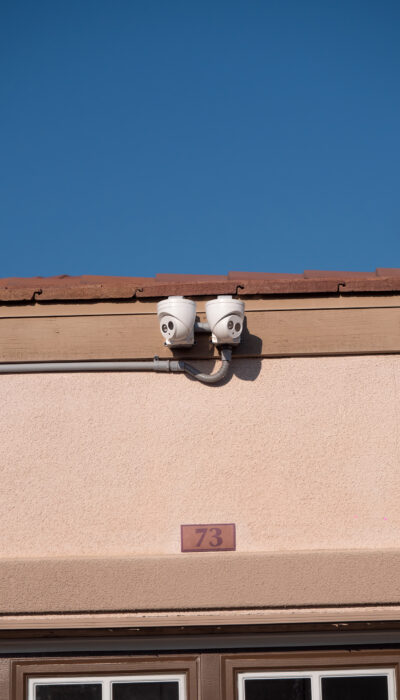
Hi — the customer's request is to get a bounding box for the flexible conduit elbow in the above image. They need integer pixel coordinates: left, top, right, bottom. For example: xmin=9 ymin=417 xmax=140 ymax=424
xmin=178 ymin=346 xmax=232 ymax=384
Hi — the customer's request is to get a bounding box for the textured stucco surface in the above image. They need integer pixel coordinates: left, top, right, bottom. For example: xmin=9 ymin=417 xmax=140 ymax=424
xmin=2 ymin=550 xmax=400 ymax=613
xmin=1 ymin=355 xmax=400 ymax=558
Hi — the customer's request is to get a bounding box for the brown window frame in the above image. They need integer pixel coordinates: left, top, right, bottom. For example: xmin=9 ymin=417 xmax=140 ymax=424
xmin=11 ymin=648 xmax=400 ymax=700
xmin=11 ymin=655 xmax=199 ymax=700
xmin=221 ymin=649 xmax=400 ymax=700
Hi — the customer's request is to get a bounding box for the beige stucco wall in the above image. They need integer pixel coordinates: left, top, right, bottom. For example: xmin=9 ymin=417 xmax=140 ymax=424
xmin=1 ymin=354 xmax=399 ymax=559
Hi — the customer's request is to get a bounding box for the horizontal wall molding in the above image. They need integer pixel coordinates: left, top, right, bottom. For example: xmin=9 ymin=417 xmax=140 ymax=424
xmin=1 ymin=550 xmax=400 ymax=616
xmin=2 ymin=295 xmax=400 ymax=317
xmin=0 ymin=304 xmax=400 ymax=361
xmin=3 ymin=607 xmax=400 ymax=631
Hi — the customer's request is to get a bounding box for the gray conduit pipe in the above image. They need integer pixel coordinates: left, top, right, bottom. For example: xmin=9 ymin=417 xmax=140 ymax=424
xmin=0 ymin=359 xmax=179 ymax=373
xmin=0 ymin=347 xmax=232 ymax=385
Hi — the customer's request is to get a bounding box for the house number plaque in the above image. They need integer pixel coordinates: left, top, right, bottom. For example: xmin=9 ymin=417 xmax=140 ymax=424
xmin=181 ymin=523 xmax=236 ymax=552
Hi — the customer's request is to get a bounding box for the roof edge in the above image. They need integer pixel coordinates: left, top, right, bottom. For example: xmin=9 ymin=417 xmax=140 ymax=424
xmin=1 ymin=270 xmax=400 ymax=303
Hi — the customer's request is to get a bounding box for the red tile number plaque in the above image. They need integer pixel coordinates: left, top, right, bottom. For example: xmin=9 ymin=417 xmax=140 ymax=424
xmin=181 ymin=523 xmax=236 ymax=552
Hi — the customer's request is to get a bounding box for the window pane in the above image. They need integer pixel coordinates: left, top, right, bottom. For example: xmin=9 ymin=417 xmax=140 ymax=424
xmin=36 ymin=686 xmax=102 ymax=700
xmin=321 ymin=676 xmax=388 ymax=700
xmin=245 ymin=678 xmax=312 ymax=700
xmin=112 ymin=682 xmax=180 ymax=700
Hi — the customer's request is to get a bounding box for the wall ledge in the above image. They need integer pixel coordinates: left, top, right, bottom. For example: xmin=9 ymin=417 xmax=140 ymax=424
xmin=1 ymin=550 xmax=399 ymax=616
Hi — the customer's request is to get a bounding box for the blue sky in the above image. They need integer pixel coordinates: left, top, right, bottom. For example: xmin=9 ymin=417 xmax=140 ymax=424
xmin=1 ymin=1 xmax=399 ymax=278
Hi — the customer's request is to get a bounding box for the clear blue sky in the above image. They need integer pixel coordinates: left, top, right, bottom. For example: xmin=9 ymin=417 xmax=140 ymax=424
xmin=1 ymin=1 xmax=399 ymax=278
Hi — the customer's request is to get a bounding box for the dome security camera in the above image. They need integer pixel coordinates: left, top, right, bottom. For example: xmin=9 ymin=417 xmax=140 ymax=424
xmin=157 ymin=296 xmax=197 ymax=347
xmin=205 ymin=295 xmax=245 ymax=345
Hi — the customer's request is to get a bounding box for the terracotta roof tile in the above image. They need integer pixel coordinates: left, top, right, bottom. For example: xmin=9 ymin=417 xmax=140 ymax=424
xmin=376 ymin=268 xmax=400 ymax=277
xmin=303 ymin=270 xmax=377 ymax=279
xmin=0 ymin=275 xmax=148 ymax=302
xmin=228 ymin=271 xmax=304 ymax=280
xmin=229 ymin=271 xmax=341 ymax=294
xmin=0 ymin=270 xmax=400 ymax=303
xmin=155 ymin=273 xmax=227 ymax=281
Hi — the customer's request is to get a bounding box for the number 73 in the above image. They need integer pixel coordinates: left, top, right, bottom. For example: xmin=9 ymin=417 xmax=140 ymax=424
xmin=195 ymin=527 xmax=223 ymax=548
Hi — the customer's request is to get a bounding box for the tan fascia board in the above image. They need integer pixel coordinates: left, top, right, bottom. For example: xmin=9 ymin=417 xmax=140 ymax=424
xmin=1 ymin=550 xmax=400 ymax=619
xmin=2 ymin=607 xmax=400 ymax=631
xmin=0 ymin=296 xmax=400 ymax=361
xmin=2 ymin=293 xmax=400 ymax=317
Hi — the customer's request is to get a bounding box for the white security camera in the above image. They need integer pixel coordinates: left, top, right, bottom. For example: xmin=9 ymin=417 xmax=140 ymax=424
xmin=157 ymin=296 xmax=196 ymax=346
xmin=205 ymin=295 xmax=245 ymax=345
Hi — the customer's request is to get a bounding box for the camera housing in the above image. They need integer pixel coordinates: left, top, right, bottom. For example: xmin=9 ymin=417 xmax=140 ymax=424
xmin=157 ymin=296 xmax=196 ymax=347
xmin=205 ymin=295 xmax=245 ymax=345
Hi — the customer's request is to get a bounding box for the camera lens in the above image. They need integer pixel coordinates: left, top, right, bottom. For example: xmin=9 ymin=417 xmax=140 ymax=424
xmin=162 ymin=324 xmax=168 ymax=333
xmin=227 ymin=320 xmax=234 ymax=329
xmin=168 ymin=321 xmax=174 ymax=330
xmin=235 ymin=322 xmax=241 ymax=332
